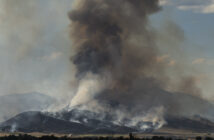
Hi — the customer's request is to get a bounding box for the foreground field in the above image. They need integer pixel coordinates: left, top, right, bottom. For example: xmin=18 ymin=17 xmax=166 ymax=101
xmin=0 ymin=133 xmax=213 ymax=140
xmin=0 ymin=130 xmax=214 ymax=140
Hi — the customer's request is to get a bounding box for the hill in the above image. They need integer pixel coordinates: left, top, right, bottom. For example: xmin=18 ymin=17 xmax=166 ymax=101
xmin=1 ymin=109 xmax=214 ymax=134
xmin=0 ymin=111 xmax=91 ymax=134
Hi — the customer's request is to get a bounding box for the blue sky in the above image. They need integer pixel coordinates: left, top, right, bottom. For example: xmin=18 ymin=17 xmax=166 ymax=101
xmin=0 ymin=0 xmax=214 ymax=101
xmin=171 ymin=9 xmax=214 ymax=56
xmin=159 ymin=0 xmax=214 ymax=57
xmin=151 ymin=0 xmax=214 ymax=98
xmin=155 ymin=1 xmax=214 ymax=56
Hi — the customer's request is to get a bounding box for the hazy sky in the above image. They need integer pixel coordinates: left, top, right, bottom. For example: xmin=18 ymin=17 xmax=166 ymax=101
xmin=158 ymin=0 xmax=214 ymax=98
xmin=0 ymin=0 xmax=74 ymax=99
xmin=0 ymin=0 xmax=214 ymax=101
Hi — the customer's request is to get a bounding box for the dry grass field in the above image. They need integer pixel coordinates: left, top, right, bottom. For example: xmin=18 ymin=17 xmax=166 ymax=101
xmin=0 ymin=129 xmax=213 ymax=139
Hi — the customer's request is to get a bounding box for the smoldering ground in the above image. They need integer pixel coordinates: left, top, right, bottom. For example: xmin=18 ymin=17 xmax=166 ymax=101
xmin=67 ymin=0 xmax=214 ymax=129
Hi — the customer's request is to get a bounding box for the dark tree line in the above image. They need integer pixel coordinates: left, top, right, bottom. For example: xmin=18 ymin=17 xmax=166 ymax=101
xmin=0 ymin=134 xmax=211 ymax=140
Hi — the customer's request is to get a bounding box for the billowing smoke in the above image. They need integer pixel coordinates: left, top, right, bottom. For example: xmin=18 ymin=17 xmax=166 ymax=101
xmin=67 ymin=0 xmax=214 ymax=130
xmin=10 ymin=123 xmax=17 ymax=133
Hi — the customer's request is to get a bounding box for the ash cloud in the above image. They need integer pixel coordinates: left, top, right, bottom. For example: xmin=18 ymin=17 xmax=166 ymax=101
xmin=68 ymin=0 xmax=214 ymax=129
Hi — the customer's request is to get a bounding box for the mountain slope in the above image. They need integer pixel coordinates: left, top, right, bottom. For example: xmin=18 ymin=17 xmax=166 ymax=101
xmin=1 ymin=109 xmax=214 ymax=134
xmin=0 ymin=111 xmax=91 ymax=134
xmin=48 ymin=109 xmax=137 ymax=133
xmin=0 ymin=111 xmax=136 ymax=134
xmin=163 ymin=115 xmax=214 ymax=133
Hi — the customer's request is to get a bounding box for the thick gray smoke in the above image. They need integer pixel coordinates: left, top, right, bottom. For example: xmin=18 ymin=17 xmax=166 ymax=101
xmin=68 ymin=0 xmax=214 ymax=129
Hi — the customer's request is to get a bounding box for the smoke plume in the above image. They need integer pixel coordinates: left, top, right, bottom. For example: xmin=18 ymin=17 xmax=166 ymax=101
xmin=67 ymin=0 xmax=214 ymax=129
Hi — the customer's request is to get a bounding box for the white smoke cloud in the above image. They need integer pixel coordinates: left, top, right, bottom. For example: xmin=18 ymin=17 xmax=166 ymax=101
xmin=10 ymin=123 xmax=17 ymax=133
xmin=192 ymin=58 xmax=206 ymax=64
xmin=42 ymin=52 xmax=63 ymax=61
xmin=160 ymin=0 xmax=214 ymax=14
xmin=124 ymin=106 xmax=166 ymax=130
xmin=69 ymin=72 xmax=111 ymax=107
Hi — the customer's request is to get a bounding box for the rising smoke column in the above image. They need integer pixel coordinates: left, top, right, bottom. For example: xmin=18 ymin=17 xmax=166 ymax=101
xmin=68 ymin=0 xmax=213 ymax=129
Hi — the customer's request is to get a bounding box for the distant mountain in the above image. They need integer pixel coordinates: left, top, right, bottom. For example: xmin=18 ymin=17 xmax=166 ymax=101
xmin=0 ymin=92 xmax=55 ymax=122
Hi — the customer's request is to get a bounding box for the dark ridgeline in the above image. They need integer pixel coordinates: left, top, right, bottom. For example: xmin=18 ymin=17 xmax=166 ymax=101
xmin=0 ymin=134 xmax=212 ymax=140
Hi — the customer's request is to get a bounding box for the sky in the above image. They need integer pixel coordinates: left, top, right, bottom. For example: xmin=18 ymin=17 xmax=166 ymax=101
xmin=0 ymin=0 xmax=214 ymax=101
xmin=0 ymin=0 xmax=74 ymax=101
xmin=158 ymin=0 xmax=214 ymax=98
